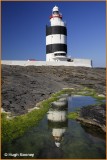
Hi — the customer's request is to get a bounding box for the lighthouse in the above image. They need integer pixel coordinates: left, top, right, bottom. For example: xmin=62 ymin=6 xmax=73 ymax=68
xmin=47 ymin=98 xmax=68 ymax=148
xmin=46 ymin=6 xmax=68 ymax=61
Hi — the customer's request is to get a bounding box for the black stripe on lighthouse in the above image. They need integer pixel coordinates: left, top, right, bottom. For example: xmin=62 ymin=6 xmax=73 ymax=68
xmin=46 ymin=44 xmax=67 ymax=54
xmin=46 ymin=26 xmax=67 ymax=36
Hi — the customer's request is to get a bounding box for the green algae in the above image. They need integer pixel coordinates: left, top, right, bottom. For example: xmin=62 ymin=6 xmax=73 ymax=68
xmin=67 ymin=112 xmax=79 ymax=120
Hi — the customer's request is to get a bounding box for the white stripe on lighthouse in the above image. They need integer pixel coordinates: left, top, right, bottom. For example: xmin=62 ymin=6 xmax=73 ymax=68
xmin=46 ymin=34 xmax=67 ymax=45
xmin=50 ymin=18 xmax=65 ymax=26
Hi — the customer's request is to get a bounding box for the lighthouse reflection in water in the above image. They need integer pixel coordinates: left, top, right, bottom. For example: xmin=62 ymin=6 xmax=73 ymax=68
xmin=47 ymin=97 xmax=68 ymax=148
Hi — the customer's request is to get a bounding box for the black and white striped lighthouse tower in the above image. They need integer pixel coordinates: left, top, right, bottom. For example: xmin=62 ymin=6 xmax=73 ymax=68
xmin=46 ymin=6 xmax=68 ymax=61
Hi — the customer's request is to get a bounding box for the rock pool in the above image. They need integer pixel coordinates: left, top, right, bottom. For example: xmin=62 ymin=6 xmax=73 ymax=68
xmin=2 ymin=96 xmax=106 ymax=159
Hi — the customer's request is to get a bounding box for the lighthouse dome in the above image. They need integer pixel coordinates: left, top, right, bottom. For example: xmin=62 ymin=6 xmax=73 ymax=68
xmin=53 ymin=6 xmax=59 ymax=12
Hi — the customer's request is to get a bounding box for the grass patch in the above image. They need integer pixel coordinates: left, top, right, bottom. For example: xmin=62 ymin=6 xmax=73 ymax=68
xmin=67 ymin=112 xmax=79 ymax=120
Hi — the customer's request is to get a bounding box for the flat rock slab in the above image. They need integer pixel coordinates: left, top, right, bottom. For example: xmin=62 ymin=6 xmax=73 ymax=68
xmin=77 ymin=104 xmax=106 ymax=132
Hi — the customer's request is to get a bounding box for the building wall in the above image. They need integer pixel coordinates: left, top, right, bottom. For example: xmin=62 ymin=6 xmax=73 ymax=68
xmin=1 ymin=59 xmax=92 ymax=67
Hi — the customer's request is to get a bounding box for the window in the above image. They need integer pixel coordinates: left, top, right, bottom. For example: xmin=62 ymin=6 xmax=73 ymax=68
xmin=53 ymin=11 xmax=59 ymax=15
xmin=54 ymin=53 xmax=66 ymax=56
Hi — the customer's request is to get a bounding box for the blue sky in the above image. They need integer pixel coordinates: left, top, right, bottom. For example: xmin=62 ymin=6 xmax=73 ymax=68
xmin=2 ymin=1 xmax=106 ymax=67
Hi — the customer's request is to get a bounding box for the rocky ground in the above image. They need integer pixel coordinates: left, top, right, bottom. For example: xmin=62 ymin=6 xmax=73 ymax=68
xmin=1 ymin=65 xmax=106 ymax=115
xmin=77 ymin=103 xmax=106 ymax=132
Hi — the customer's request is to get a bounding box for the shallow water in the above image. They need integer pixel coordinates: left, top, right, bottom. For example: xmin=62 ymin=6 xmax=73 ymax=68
xmin=2 ymin=96 xmax=106 ymax=159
